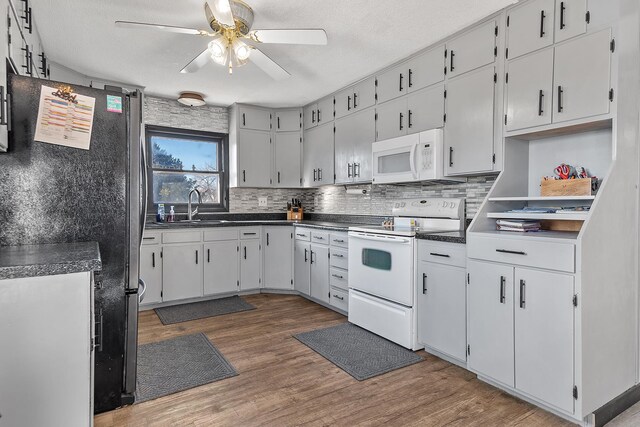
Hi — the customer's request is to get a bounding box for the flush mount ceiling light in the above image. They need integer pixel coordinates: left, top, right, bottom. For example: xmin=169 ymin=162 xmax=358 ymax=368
xmin=177 ymin=92 xmax=206 ymax=107
xmin=115 ymin=0 xmax=328 ymax=80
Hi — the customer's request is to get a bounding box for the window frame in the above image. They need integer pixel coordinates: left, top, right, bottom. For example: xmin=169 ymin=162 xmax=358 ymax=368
xmin=146 ymin=125 xmax=229 ymax=213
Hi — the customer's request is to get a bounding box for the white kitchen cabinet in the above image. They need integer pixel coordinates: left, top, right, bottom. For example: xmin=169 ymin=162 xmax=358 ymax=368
xmin=237 ymin=129 xmax=272 ymax=187
xmin=376 ymin=62 xmax=407 ymax=104
xmin=334 ymin=107 xmax=375 ymax=184
xmin=0 ymin=2 xmax=9 ymax=151
xmin=275 ymin=109 xmax=301 ymax=132
xmin=310 ymin=243 xmax=330 ymax=304
xmin=240 ymin=240 xmax=261 ymax=290
xmin=140 ymin=245 xmax=162 ymax=305
xmin=505 ymin=48 xmax=554 ymax=131
xmin=554 ymin=0 xmax=587 ymax=44
xmin=304 ymin=96 xmax=334 ymax=130
xmin=274 ymin=132 xmax=301 ymax=187
xmin=445 ymin=65 xmax=496 ymax=175
xmin=162 ymin=244 xmax=203 ymax=301
xmin=302 ymin=122 xmax=334 ymax=187
xmin=376 ymin=96 xmax=407 ymax=141
xmin=294 ymin=240 xmax=311 ymax=295
xmin=263 ymin=226 xmax=293 ymax=290
xmin=506 ymin=0 xmax=555 ymax=60
xmin=467 ymin=260 xmax=515 ymax=387
xmin=406 ymin=44 xmax=446 ymax=93
xmin=447 ymin=20 xmax=497 ymax=78
xmin=204 ymin=241 xmax=239 ymax=295
xmin=335 ymin=77 xmax=376 ymax=119
xmin=417 ymin=261 xmax=467 ymax=362
xmin=407 ymin=83 xmax=445 ymax=134
xmin=239 ymin=105 xmax=272 ymax=131
xmin=7 ymin=4 xmax=26 ymax=75
xmin=553 ymin=29 xmax=612 ymax=124
xmin=515 ymin=267 xmax=575 ymax=414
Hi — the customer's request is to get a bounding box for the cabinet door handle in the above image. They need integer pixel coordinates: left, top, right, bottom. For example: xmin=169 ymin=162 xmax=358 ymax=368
xmin=195 ymin=250 xmax=198 ymax=264
xmin=347 ymin=95 xmax=352 ymax=111
xmin=539 ymin=10 xmax=546 ymax=37
xmin=496 ymin=249 xmax=527 ymax=255
xmin=243 ymin=170 xmax=246 ymax=182
xmin=333 ymin=294 xmax=344 ymax=301
xmin=207 ymin=248 xmax=210 ymax=263
xmin=354 ymin=163 xmax=360 ymax=178
xmin=318 ymin=168 xmax=322 ymax=180
xmin=304 ymin=248 xmax=308 ymax=262
xmin=557 ymin=86 xmax=564 ymax=113
xmin=310 ymin=250 xmax=315 ymax=264
xmin=422 ymin=273 xmax=427 ymax=294
xmin=312 ymin=109 xmax=316 ymax=123
xmin=244 ymin=246 xmax=247 ymax=260
xmin=267 ymin=233 xmax=270 ymax=246
xmin=408 ymin=110 xmax=413 ymax=128
xmin=538 ymin=90 xmax=544 ymax=116
xmin=242 ymin=113 xmax=246 ymax=126
xmin=278 ymin=171 xmax=281 ymax=184
xmin=353 ymin=92 xmax=358 ymax=108
xmin=519 ymin=279 xmax=526 ymax=308
xmin=450 ymin=50 xmax=455 ymax=72
xmin=152 ymin=252 xmax=155 ymax=268
xmin=408 ymin=69 xmax=413 ymax=88
xmin=449 ymin=146 xmax=454 ymax=167
xmin=399 ymin=112 xmax=404 ymax=131
xmin=399 ymin=73 xmax=404 ymax=92
xmin=347 ymin=163 xmax=352 ymax=178
xmin=317 ymin=109 xmax=321 ymax=122
xmin=313 ymin=169 xmax=317 ymax=182
xmin=559 ymin=1 xmax=566 ymax=29
xmin=499 ymin=276 xmax=506 ymax=304
xmin=277 ymin=116 xmax=280 ymax=129
xmin=429 ymin=252 xmax=450 ymax=258
xmin=0 ymin=86 xmax=7 ymax=126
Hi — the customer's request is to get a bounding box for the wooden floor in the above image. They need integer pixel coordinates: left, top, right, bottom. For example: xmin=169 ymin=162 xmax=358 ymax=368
xmin=95 ymin=294 xmax=572 ymax=427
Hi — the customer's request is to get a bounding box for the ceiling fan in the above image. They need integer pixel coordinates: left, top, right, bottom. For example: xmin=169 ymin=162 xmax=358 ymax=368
xmin=115 ymin=0 xmax=327 ymax=80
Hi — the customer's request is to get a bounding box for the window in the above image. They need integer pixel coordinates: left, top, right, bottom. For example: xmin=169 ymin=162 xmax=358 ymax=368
xmin=147 ymin=126 xmax=229 ymax=211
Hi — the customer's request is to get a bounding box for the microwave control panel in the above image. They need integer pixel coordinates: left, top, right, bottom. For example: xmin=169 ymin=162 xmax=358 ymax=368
xmin=421 ymin=144 xmax=434 ymax=172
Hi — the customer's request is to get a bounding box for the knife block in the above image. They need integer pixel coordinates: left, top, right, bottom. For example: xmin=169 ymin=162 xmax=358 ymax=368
xmin=287 ymin=207 xmax=303 ymax=221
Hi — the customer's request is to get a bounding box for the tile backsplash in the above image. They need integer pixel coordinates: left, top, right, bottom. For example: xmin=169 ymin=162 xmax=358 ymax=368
xmin=145 ymin=96 xmax=495 ymax=219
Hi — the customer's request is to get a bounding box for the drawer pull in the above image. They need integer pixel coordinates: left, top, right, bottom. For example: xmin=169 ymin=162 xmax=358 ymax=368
xmin=519 ymin=279 xmax=526 ymax=309
xmin=333 ymin=294 xmax=344 ymax=301
xmin=313 ymin=236 xmax=324 ymax=240
xmin=296 ymin=233 xmax=307 ymax=237
xmin=499 ymin=276 xmax=506 ymax=304
xmin=333 ymin=239 xmax=345 ymax=243
xmin=243 ymin=232 xmax=257 ymax=236
xmin=332 ymin=274 xmax=344 ymax=279
xmin=496 ymin=249 xmax=527 ymax=256
xmin=143 ymin=237 xmax=155 ymax=241
xmin=429 ymin=252 xmax=450 ymax=258
xmin=332 ymin=253 xmax=344 ymax=258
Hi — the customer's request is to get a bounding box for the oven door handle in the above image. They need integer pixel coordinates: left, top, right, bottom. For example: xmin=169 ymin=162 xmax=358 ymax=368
xmin=349 ymin=233 xmax=411 ymax=244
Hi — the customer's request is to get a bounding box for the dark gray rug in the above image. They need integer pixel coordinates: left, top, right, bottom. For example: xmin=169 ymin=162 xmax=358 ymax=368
xmin=135 ymin=333 xmax=237 ymax=403
xmin=294 ymin=323 xmax=423 ymax=381
xmin=155 ymin=296 xmax=256 ymax=325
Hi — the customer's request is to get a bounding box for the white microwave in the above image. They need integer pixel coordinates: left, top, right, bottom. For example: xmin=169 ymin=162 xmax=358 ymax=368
xmin=371 ymin=129 xmax=464 ymax=184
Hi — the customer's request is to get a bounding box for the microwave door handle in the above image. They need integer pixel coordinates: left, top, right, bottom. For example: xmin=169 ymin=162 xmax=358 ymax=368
xmin=409 ymin=143 xmax=419 ymax=179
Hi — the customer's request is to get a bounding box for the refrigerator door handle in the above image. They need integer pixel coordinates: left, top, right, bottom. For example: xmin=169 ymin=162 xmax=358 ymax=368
xmin=138 ymin=278 xmax=146 ymax=303
xmin=139 ymin=109 xmax=148 ymax=246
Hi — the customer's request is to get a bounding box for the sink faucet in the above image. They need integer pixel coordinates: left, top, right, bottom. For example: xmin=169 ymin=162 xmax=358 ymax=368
xmin=187 ymin=189 xmax=202 ymax=221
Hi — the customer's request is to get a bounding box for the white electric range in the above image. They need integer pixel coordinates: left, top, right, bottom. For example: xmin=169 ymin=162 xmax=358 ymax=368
xmin=347 ymin=198 xmax=465 ymax=350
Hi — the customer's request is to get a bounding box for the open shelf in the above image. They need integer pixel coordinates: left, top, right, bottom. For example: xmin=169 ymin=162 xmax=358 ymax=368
xmin=487 ymin=212 xmax=589 ymax=221
xmin=471 ymin=230 xmax=581 ymax=242
xmin=488 ymin=196 xmax=596 ymax=202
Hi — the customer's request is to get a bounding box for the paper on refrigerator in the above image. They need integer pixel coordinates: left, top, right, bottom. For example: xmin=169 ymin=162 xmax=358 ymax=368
xmin=34 ymin=85 xmax=95 ymax=150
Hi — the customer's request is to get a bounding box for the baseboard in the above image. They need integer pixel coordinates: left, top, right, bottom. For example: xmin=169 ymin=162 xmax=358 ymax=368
xmin=592 ymin=383 xmax=640 ymax=427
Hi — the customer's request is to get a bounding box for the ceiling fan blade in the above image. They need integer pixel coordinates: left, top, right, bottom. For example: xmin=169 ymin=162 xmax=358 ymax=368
xmin=249 ymin=47 xmax=290 ymax=81
xmin=115 ymin=21 xmax=211 ymax=36
xmin=206 ymin=0 xmax=236 ymax=28
xmin=180 ymin=48 xmax=212 ymax=73
xmin=247 ymin=29 xmax=328 ymax=45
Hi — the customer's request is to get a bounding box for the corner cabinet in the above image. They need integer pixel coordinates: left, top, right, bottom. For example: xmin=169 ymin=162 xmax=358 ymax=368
xmin=303 ymin=122 xmax=334 ymax=187
xmin=263 ymin=227 xmax=293 ymax=290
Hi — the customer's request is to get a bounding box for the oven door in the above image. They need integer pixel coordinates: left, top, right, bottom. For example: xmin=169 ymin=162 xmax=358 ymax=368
xmin=371 ymin=134 xmax=419 ymax=184
xmin=348 ymin=231 xmax=414 ymax=306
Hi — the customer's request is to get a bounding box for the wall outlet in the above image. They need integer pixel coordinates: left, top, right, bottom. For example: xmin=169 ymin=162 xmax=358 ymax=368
xmin=258 ymin=197 xmax=268 ymax=207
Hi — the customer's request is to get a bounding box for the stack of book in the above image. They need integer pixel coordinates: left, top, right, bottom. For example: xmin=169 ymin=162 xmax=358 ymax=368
xmin=496 ymin=219 xmax=541 ymax=232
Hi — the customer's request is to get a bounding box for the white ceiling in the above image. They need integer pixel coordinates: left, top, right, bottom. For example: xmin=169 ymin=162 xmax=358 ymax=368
xmin=31 ymin=0 xmax=518 ymax=108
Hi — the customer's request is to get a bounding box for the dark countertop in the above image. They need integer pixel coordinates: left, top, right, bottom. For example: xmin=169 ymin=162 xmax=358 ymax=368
xmin=146 ymin=219 xmax=366 ymax=232
xmin=416 ymin=230 xmax=467 ymax=244
xmin=0 ymin=241 xmax=102 ymax=280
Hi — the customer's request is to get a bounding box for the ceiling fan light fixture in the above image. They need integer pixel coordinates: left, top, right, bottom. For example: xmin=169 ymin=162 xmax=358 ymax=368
xmin=232 ymin=39 xmax=251 ymax=61
xmin=208 ymin=38 xmax=227 ymax=60
xmin=177 ymin=92 xmax=206 ymax=107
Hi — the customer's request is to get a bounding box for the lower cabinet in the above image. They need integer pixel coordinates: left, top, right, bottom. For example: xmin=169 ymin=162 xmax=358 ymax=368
xmin=294 ymin=240 xmax=311 ymax=295
xmin=263 ymin=227 xmax=293 ymax=289
xmin=162 ymin=244 xmax=203 ymax=301
xmin=140 ymin=245 xmax=162 ymax=305
xmin=310 ymin=244 xmax=330 ymax=303
xmin=240 ymin=240 xmax=261 ymax=291
xmin=467 ymin=259 xmax=575 ymax=414
xmin=204 ymin=241 xmax=239 ymax=295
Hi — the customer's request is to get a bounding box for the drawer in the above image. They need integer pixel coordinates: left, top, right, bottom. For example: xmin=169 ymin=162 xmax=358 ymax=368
xmin=162 ymin=230 xmax=202 ymax=244
xmin=311 ymin=231 xmax=330 ymax=244
xmin=294 ymin=228 xmax=311 ymax=241
xmin=330 ymin=268 xmax=348 ymax=291
xmin=330 ymin=232 xmax=349 ymax=248
xmin=330 ymin=248 xmax=348 ymax=269
xmin=204 ymin=228 xmax=238 ymax=242
xmin=418 ymin=241 xmax=466 ymax=268
xmin=467 ymin=235 xmax=575 ymax=273
xmin=329 ymin=287 xmax=349 ymax=312
xmin=142 ymin=232 xmax=161 ymax=245
xmin=239 ymin=227 xmax=261 ymax=240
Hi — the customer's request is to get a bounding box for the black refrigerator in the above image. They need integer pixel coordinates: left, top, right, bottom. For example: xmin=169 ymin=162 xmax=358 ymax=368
xmin=0 ymin=74 xmax=147 ymax=412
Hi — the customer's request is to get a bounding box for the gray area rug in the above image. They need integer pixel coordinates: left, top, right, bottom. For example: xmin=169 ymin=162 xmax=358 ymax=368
xmin=294 ymin=323 xmax=423 ymax=381
xmin=135 ymin=333 xmax=237 ymax=403
xmin=155 ymin=296 xmax=256 ymax=325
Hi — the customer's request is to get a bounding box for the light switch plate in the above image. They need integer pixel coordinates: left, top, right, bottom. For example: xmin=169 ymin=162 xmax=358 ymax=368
xmin=258 ymin=197 xmax=268 ymax=207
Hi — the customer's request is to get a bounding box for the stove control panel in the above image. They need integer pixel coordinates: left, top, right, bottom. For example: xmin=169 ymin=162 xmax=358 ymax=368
xmin=391 ymin=198 xmax=465 ymax=219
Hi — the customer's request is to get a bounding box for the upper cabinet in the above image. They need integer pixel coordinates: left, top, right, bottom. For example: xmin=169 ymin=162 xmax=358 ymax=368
xmin=274 ymin=132 xmax=302 ymax=187
xmin=335 ymin=107 xmax=376 ymax=184
xmin=237 ymin=129 xmax=272 ymax=187
xmin=303 ymin=122 xmax=334 ymax=187
xmin=239 ymin=105 xmax=272 ymax=131
xmin=303 ymin=96 xmax=334 ymax=130
xmin=275 ymin=109 xmax=301 ymax=132
xmin=376 ymin=62 xmax=408 ymax=104
xmin=506 ymin=0 xmax=555 ymax=60
xmin=335 ymin=77 xmax=376 ymax=119
xmin=446 ymin=20 xmax=497 ymax=78
xmin=554 ymin=0 xmax=587 ymax=43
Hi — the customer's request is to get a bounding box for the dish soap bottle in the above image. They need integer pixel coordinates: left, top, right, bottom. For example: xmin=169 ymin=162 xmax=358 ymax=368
xmin=168 ymin=206 xmax=175 ymax=223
